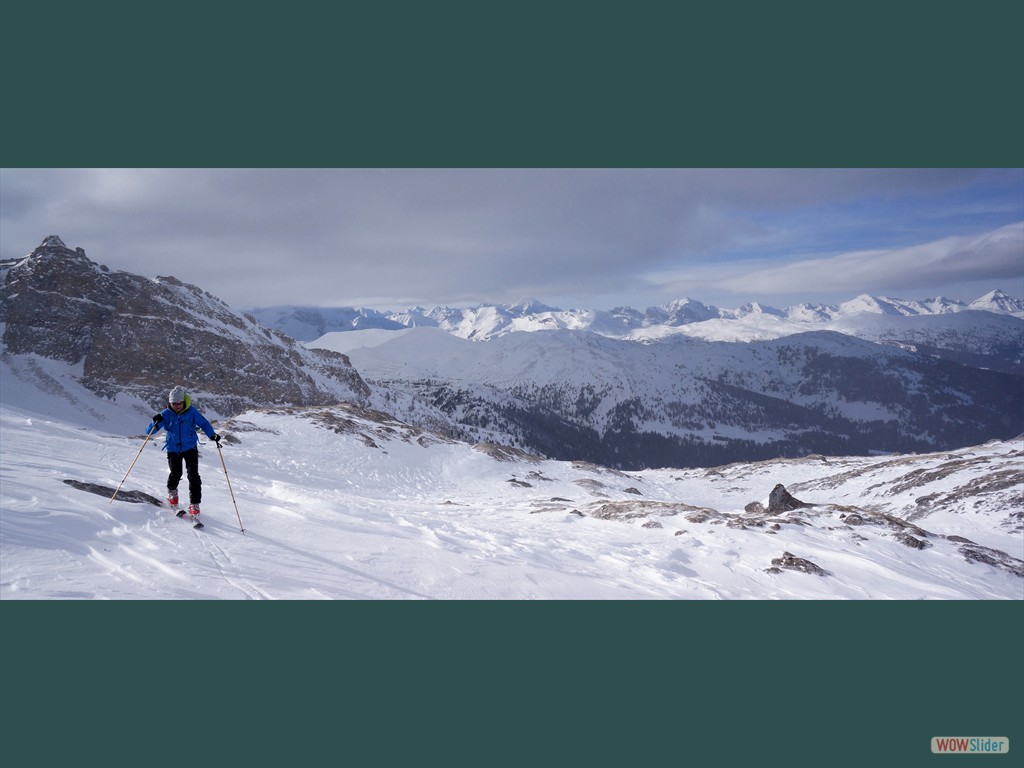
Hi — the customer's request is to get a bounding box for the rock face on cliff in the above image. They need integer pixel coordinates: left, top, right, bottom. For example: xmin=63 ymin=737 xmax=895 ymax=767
xmin=1 ymin=236 xmax=369 ymax=416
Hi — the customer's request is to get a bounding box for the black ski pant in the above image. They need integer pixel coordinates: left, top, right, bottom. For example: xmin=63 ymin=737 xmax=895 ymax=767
xmin=167 ymin=448 xmax=202 ymax=505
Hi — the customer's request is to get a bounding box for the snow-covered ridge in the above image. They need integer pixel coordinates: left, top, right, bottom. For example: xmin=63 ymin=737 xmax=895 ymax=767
xmin=302 ymin=322 xmax=1024 ymax=473
xmin=250 ymin=290 xmax=1024 ymax=343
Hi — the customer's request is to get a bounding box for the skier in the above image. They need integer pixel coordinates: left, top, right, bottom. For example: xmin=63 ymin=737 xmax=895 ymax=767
xmin=147 ymin=385 xmax=220 ymax=522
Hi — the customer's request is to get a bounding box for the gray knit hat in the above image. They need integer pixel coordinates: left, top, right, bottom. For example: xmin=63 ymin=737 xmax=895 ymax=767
xmin=169 ymin=385 xmax=186 ymax=404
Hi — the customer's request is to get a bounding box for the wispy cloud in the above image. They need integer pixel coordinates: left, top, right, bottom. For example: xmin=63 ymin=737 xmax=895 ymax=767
xmin=697 ymin=222 xmax=1024 ymax=302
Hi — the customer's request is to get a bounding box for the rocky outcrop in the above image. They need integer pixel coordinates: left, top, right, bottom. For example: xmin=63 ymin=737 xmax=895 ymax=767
xmin=2 ymin=237 xmax=370 ymax=415
xmin=2 ymin=236 xmax=121 ymax=363
xmin=62 ymin=479 xmax=162 ymax=505
xmin=767 ymin=552 xmax=830 ymax=576
xmin=768 ymin=484 xmax=808 ymax=513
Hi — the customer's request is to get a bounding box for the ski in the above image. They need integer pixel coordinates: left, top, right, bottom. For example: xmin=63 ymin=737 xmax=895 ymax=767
xmin=169 ymin=502 xmax=204 ymax=529
xmin=182 ymin=512 xmax=204 ymax=529
xmin=178 ymin=510 xmax=204 ymax=529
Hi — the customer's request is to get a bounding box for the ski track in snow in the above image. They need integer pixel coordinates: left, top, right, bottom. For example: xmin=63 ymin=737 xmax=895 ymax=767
xmin=1 ymin=403 xmax=1021 ymax=600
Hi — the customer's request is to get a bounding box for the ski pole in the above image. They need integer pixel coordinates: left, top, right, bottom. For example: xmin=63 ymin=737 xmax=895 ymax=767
xmin=216 ymin=440 xmax=245 ymax=534
xmin=110 ymin=428 xmax=155 ymax=503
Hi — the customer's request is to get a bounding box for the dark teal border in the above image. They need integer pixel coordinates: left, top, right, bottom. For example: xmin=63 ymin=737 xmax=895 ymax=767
xmin=2 ymin=4 xmax=1021 ymax=767
xmin=3 ymin=601 xmax=1020 ymax=766
xmin=3 ymin=4 xmax=1022 ymax=167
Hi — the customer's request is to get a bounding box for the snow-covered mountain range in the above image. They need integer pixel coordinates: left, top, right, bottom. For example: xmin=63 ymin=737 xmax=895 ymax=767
xmin=250 ymin=289 xmax=1024 ymax=344
xmin=254 ymin=289 xmax=1024 ymax=378
xmin=248 ymin=282 xmax=1024 ymax=470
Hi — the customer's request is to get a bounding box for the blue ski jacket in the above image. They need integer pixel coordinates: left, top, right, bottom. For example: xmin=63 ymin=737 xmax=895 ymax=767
xmin=146 ymin=394 xmax=216 ymax=453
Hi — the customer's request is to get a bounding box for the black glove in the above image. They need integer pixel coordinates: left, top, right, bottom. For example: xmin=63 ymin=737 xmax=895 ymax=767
xmin=152 ymin=413 xmax=163 ymax=424
xmin=211 ymin=433 xmax=221 ymax=444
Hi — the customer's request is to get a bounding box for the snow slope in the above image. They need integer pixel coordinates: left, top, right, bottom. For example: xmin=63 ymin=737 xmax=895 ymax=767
xmin=2 ymin=398 xmax=1020 ymax=600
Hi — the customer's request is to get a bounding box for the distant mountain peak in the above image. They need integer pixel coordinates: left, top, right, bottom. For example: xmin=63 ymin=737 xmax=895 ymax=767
xmin=510 ymin=297 xmax=557 ymax=314
xmin=40 ymin=235 xmax=68 ymax=249
xmin=737 ymin=301 xmax=785 ymax=318
xmin=665 ymin=297 xmax=704 ymax=309
xmin=973 ymin=288 xmax=1015 ymax=303
xmin=969 ymin=289 xmax=1024 ymax=315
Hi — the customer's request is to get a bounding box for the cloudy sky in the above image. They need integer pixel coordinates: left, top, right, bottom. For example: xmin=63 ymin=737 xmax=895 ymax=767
xmin=1 ymin=168 xmax=1021 ymax=312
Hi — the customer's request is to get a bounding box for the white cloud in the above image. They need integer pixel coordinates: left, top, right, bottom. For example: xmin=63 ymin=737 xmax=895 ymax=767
xmin=708 ymin=222 xmax=1024 ymax=298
